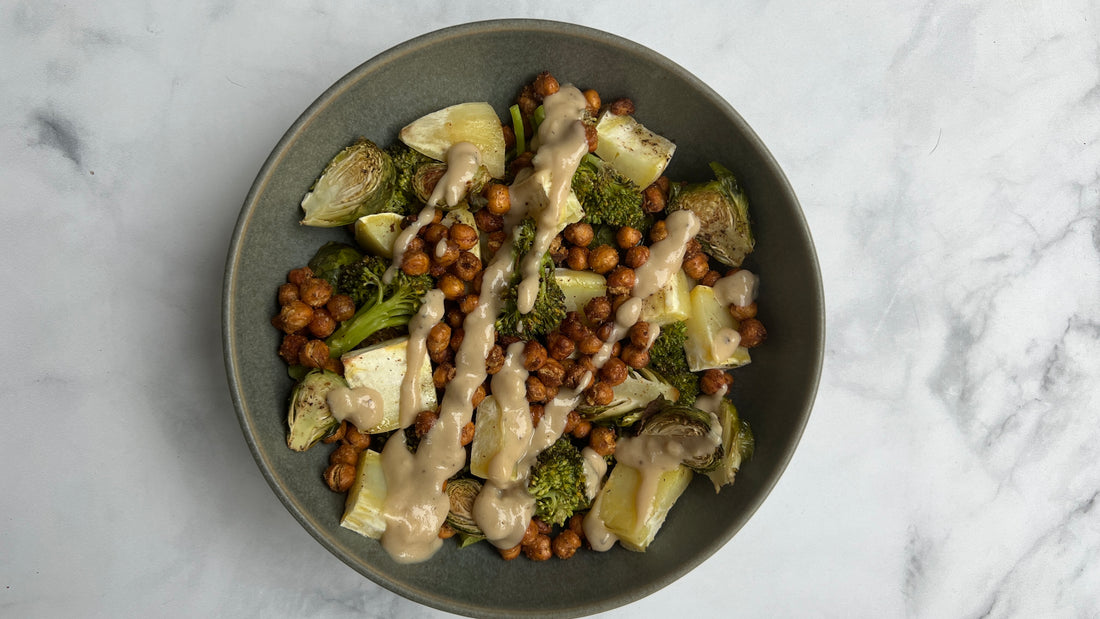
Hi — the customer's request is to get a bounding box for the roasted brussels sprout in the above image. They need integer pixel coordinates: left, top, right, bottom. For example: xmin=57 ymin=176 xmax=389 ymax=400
xmin=446 ymin=477 xmax=486 ymax=547
xmin=705 ymin=398 xmax=755 ymax=491
xmin=300 ymin=138 xmax=396 ymax=227
xmin=307 ymin=241 xmax=363 ymax=287
xmin=634 ymin=401 xmax=724 ymax=473
xmin=668 ymin=162 xmax=754 ymax=267
xmin=287 ymin=369 xmax=347 ymax=452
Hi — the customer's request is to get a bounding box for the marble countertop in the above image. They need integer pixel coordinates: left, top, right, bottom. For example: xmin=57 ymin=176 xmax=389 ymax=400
xmin=3 ymin=1 xmax=1097 ymax=617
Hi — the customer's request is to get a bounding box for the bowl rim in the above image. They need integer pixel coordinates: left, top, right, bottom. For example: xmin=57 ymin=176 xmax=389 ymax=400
xmin=223 ymin=18 xmax=824 ymax=617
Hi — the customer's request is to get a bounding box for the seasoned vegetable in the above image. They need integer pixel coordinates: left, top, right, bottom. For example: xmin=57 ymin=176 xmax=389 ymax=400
xmin=669 ymin=162 xmax=754 ymax=267
xmin=705 ymin=399 xmax=755 ymax=491
xmin=527 ymin=437 xmax=590 ymax=527
xmin=340 ymin=336 xmax=436 ymax=434
xmin=398 ymin=101 xmax=507 ymax=179
xmin=286 ymin=369 xmax=346 ymax=452
xmin=445 ymin=477 xmax=486 ymax=547
xmin=647 ymin=321 xmax=701 ymax=406
xmin=495 ymin=218 xmax=566 ymax=339
xmin=683 ymin=285 xmax=752 ymax=372
xmin=571 ymin=154 xmax=649 ymax=232
xmin=341 ymin=449 xmax=388 ymax=538
xmin=594 ymin=461 xmax=692 ymax=552
xmin=577 ymin=368 xmax=679 ymax=424
xmin=307 ymin=241 xmax=363 ymax=287
xmin=327 ymin=256 xmax=434 ymax=357
xmin=634 ymin=402 xmax=723 ymax=473
xmin=300 ymin=138 xmax=397 ymax=227
xmin=593 ymin=110 xmax=676 ymax=188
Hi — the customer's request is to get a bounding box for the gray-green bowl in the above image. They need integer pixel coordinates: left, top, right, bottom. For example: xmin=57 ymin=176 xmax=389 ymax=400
xmin=223 ymin=19 xmax=823 ymax=618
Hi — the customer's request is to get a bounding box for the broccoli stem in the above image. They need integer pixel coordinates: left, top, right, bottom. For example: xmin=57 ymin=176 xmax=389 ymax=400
xmin=509 ymin=104 xmax=525 ymax=155
xmin=325 ymin=291 xmax=418 ymax=357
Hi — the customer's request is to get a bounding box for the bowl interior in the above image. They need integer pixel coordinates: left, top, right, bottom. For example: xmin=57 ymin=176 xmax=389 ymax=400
xmin=224 ymin=19 xmax=823 ymax=618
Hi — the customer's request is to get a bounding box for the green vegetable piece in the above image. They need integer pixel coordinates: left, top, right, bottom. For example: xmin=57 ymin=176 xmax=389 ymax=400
xmin=571 ymin=154 xmax=650 ymax=232
xmin=446 ymin=477 xmax=486 ymax=546
xmin=595 ymin=460 xmax=692 ymax=552
xmin=668 ymin=162 xmax=754 ymax=267
xmin=286 ymin=369 xmax=347 ymax=452
xmin=527 ymin=436 xmax=590 ymax=527
xmin=300 ymin=138 xmax=397 ymax=227
xmin=509 ymin=104 xmax=525 ymax=155
xmin=647 ymin=321 xmax=700 ymax=406
xmin=341 ymin=449 xmax=388 ymax=538
xmin=495 ymin=218 xmax=567 ymax=339
xmin=705 ymin=399 xmax=755 ymax=492
xmin=307 ymin=241 xmax=363 ymax=287
xmin=577 ymin=368 xmax=678 ymax=424
xmin=385 ymin=143 xmax=434 ymax=215
xmin=327 ymin=255 xmax=434 ymax=357
xmin=411 ymin=160 xmax=492 ymax=211
xmin=634 ymin=401 xmax=724 ymax=473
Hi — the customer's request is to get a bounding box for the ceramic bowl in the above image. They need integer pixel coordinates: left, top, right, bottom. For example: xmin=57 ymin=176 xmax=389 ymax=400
xmin=223 ymin=19 xmax=823 ymax=618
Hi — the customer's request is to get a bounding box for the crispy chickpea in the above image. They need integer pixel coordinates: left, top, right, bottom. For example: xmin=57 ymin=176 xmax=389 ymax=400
xmin=566 ymin=246 xmax=588 ymax=271
xmin=526 ymin=376 xmax=548 ymax=403
xmin=322 ymin=420 xmax=348 ymax=444
xmin=624 ymin=245 xmax=649 ymax=269
xmin=530 ymin=403 xmax=545 ymax=428
xmin=460 ymin=421 xmax=475 ymax=446
xmin=524 ymin=534 xmax=552 ymax=561
xmin=564 ymin=410 xmax=581 ymax=434
xmin=616 ymin=226 xmax=642 ymax=249
xmin=330 ymin=443 xmax=360 ymax=466
xmin=323 ymin=463 xmax=355 ymax=492
xmin=421 ymin=222 xmax=449 ymax=244
xmin=562 ymin=360 xmax=585 ymax=389
xmin=550 ymin=241 xmax=568 ymax=266
xmin=450 ymin=327 xmax=465 ymax=352
xmin=642 ymin=183 xmax=666 ymax=214
xmin=611 ymin=341 xmax=622 ymax=358
xmin=537 ymin=358 xmax=565 ymax=388
xmin=599 ymin=357 xmax=629 ymax=387
xmin=308 ymin=308 xmax=336 ymax=338
xmin=682 ymin=252 xmax=710 ymax=280
xmin=449 ymin=222 xmax=478 ymax=250
xmin=445 ymin=306 xmax=465 ymax=329
xmin=553 ymin=530 xmax=582 ymax=559
xmin=428 ymin=262 xmax=447 ymax=278
xmin=278 ymin=333 xmax=308 ymax=365
xmin=299 ymin=339 xmax=329 ymax=368
xmin=534 ymin=518 xmax=552 ymax=535
xmin=568 ymin=513 xmax=586 ymax=540
xmin=427 ymin=322 xmax=451 ymax=354
xmin=521 ymin=519 xmax=540 ymax=547
xmin=434 ymin=241 xmax=461 ymax=268
xmin=438 ymin=523 xmax=456 ymax=540
xmin=701 ymin=369 xmax=735 ymax=395
xmin=585 ymin=381 xmax=614 ymax=406
xmin=606 ymin=266 xmax=636 ymax=296
xmin=610 ymin=293 xmax=632 ymax=313
xmin=299 ymin=277 xmax=333 ymax=308
xmin=583 ymin=296 xmax=612 ymax=325
xmin=596 ymin=320 xmax=614 ymax=342
xmin=277 ymin=283 xmax=299 ymax=306
xmin=287 ymin=266 xmax=313 ymax=286
xmin=474 ymin=207 xmax=504 ymax=232
xmin=343 ymin=424 xmax=370 ymax=450
xmin=471 ymin=383 xmax=487 ymax=408
xmin=401 ymin=250 xmax=430 ymax=276
xmin=485 ymin=230 xmax=507 ymax=256
xmin=510 ymin=151 xmax=534 ymax=175
xmin=701 ymin=270 xmax=722 ymax=287
xmin=649 ymin=220 xmax=668 ymax=243
xmin=610 ymin=97 xmax=635 ymax=115
xmin=458 ymin=293 xmax=479 ymax=314
xmin=577 ymin=332 xmax=603 ymax=356
xmin=437 ymin=273 xmax=466 ymax=300
xmin=563 ymin=222 xmax=594 ymax=247
xmin=621 ymin=344 xmax=650 ymax=369
xmin=628 ymin=321 xmax=650 ymax=349
xmin=572 ymin=419 xmax=592 ymax=439
xmin=433 ymin=361 xmax=456 ymax=389
xmin=546 ymin=331 xmax=575 ymax=360
xmin=322 ymin=356 xmax=343 ymax=376
xmin=589 ymin=425 xmax=617 ymax=456
xmin=485 ymin=344 xmax=505 ymax=374
xmin=587 ymin=244 xmax=619 ymax=274
xmin=655 ymin=175 xmax=671 ymax=194
xmin=584 ymin=123 xmax=599 ymax=152
xmin=499 ymin=543 xmax=522 ymax=561
xmin=523 ymin=340 xmax=548 ymax=371
xmin=414 ymin=410 xmax=438 ymax=438
xmin=278 ymin=300 xmax=313 ymax=333
xmin=560 ymin=312 xmax=586 ymax=341
xmin=730 ymin=301 xmax=758 ymax=321
xmin=684 ymin=238 xmax=703 ymax=259
xmin=533 ymin=71 xmax=560 ymax=97
xmin=405 ymin=236 xmax=425 ymax=254
xmin=326 ymin=294 xmax=355 ymax=322
xmin=582 ymin=88 xmax=602 ymax=113
xmin=738 ymin=317 xmax=768 ymax=348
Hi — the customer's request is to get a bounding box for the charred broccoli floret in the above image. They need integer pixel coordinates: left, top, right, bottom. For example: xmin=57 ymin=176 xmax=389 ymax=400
xmin=495 ymin=218 xmax=567 ymax=339
xmin=326 ymin=255 xmax=434 ymax=357
xmin=571 ymin=154 xmax=649 ymax=232
xmin=385 ymin=142 xmax=434 ymax=215
xmin=648 ymin=321 xmax=700 ymax=406
xmin=527 ymin=436 xmax=589 ymax=526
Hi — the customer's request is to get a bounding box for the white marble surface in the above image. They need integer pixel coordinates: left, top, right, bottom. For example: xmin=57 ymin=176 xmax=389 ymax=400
xmin=2 ymin=1 xmax=1098 ymax=617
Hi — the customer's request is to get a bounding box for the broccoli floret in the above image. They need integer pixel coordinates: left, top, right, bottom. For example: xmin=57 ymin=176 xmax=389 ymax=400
xmin=648 ymin=321 xmax=700 ymax=406
xmin=495 ymin=218 xmax=567 ymax=339
xmin=527 ymin=437 xmax=590 ymax=526
xmin=385 ymin=143 xmax=434 ymax=215
xmin=571 ymin=154 xmax=650 ymax=232
xmin=326 ymin=255 xmax=434 ymax=357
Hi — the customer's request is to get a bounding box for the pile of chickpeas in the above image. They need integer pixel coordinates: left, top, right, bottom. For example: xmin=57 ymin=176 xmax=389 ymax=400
xmin=272 ymin=70 xmax=769 ymax=561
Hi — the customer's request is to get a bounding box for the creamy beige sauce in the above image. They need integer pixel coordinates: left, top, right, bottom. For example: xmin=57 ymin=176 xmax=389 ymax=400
xmin=326 ymin=385 xmax=385 ymax=431
xmin=385 ymin=205 xmax=437 ymax=284
xmin=614 ymin=429 xmax=720 ymax=526
xmin=713 ymin=269 xmax=758 ymax=307
xmin=694 ymin=385 xmax=728 ymax=414
xmin=486 ymin=342 xmax=532 ymax=483
xmin=712 ymin=327 xmax=742 ymax=363
xmin=632 ymin=210 xmax=702 ymax=299
xmin=427 ymin=141 xmax=482 ymax=209
xmin=581 ymin=446 xmax=608 ymax=500
xmin=582 ymin=491 xmax=618 ymax=552
xmin=400 ymin=289 xmax=445 ymax=428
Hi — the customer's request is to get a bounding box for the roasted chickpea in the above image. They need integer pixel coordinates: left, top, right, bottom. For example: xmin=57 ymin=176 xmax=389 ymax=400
xmin=343 ymin=424 xmax=370 ymax=450
xmin=616 ymin=226 xmax=642 ymax=249
xmin=577 ymin=332 xmax=603 ymax=356
xmin=298 ymin=339 xmax=329 ymax=368
xmin=584 ymin=123 xmax=599 ymax=152
xmin=437 ymin=273 xmax=466 ymax=300
xmin=584 ymin=295 xmax=612 ymax=325
xmin=502 ymin=123 xmax=516 ymax=150
xmin=560 ymin=311 xmax=587 ymax=341
xmin=564 ymin=410 xmax=581 ymax=434
xmin=587 ymin=245 xmax=619 ymax=274
xmin=701 ymin=369 xmax=735 ymax=395
xmin=322 ymin=420 xmax=348 ymax=444
xmin=537 ymin=358 xmax=565 ymax=388
xmin=608 ymin=97 xmax=635 ymax=116
xmin=611 ymin=341 xmax=622 ymax=358
xmin=568 ymin=513 xmax=586 ymax=540
xmin=434 ymin=241 xmax=461 ymax=268
xmin=553 ymin=530 xmax=582 ymax=559
xmin=730 ymin=301 xmax=758 ymax=321
xmin=471 ymin=383 xmax=487 ymax=408
xmin=401 ymin=250 xmax=430 ymax=276
xmin=610 ymin=293 xmax=632 ymax=313
xmin=518 ymin=85 xmax=539 ymax=113
xmin=701 ymin=270 xmax=722 ymax=287
xmin=458 ymin=293 xmax=479 ymax=314
xmin=485 ymin=344 xmax=505 ymax=374
xmin=550 ymin=238 xmax=568 ymax=265
xmin=460 ymin=421 xmax=475 ymax=446
xmin=649 ymin=220 xmax=668 ymax=243
xmin=524 ymin=534 xmax=552 ymax=561
xmin=308 ymin=308 xmax=336 ymax=338
xmin=433 ymin=361 xmax=456 ymax=389
xmin=625 ymin=245 xmax=649 ymax=269
xmin=533 ymin=71 xmax=559 ymax=98
xmin=682 ymin=252 xmax=710 ymax=280
xmin=485 ymin=229 xmax=507 ymax=256
xmin=438 ymin=523 xmax=456 ymax=540
xmin=421 ymin=222 xmax=449 ymax=244
xmin=521 ymin=519 xmax=540 ymax=547
xmin=523 ymin=340 xmax=548 ymax=371
xmin=585 ymin=381 xmax=614 ymax=407
xmin=414 ymin=410 xmax=438 ymax=438
xmin=474 ymin=207 xmax=504 ymax=232
xmin=655 ymin=175 xmax=671 ymax=194
xmin=278 ymin=333 xmax=308 ymax=365
xmin=566 ymin=246 xmax=588 ymax=271
xmin=450 ymin=327 xmax=465 ymax=352
xmin=563 ymin=222 xmax=594 ymax=247
xmin=738 ymin=317 xmax=768 ymax=348
xmin=326 ymin=294 xmax=355 ymax=322
xmin=620 ymin=344 xmax=650 ymax=369
xmin=428 ymin=261 xmax=447 ymax=278
xmin=526 ymin=376 xmax=548 ymax=403
xmin=583 ymin=88 xmax=601 ymax=114
xmin=287 ymin=266 xmax=313 ymax=286
xmin=589 ymin=425 xmax=617 ymax=456
xmin=599 ymin=357 xmax=629 ymax=387
xmin=323 ymin=463 xmax=355 ymax=492
xmin=529 ymin=403 xmax=545 ymax=428
xmin=449 ymin=222 xmax=478 ymax=251
xmin=546 ymin=331 xmax=575 ymax=361
xmin=278 ymin=300 xmax=313 ymax=333
xmin=329 ymin=443 xmax=360 ymax=466
xmin=684 ymin=238 xmax=703 ymax=260
xmin=510 ymin=151 xmax=534 ymax=175
xmin=427 ymin=322 xmax=451 ymax=357
xmin=606 ymin=266 xmax=636 ymax=296
xmin=499 ymin=544 xmax=522 ymax=561
xmin=445 ymin=306 xmax=465 ymax=329
xmin=628 ymin=321 xmax=651 ymax=349
xmin=322 ymin=356 xmax=343 ymax=376
xmin=405 ymin=236 xmax=425 ymax=254
xmin=277 ymin=283 xmax=299 ymax=306
xmin=596 ymin=320 xmax=614 ymax=342
xmin=534 ymin=518 xmax=552 ymax=535
xmin=642 ymin=183 xmax=666 ymax=213
xmin=572 ymin=419 xmax=592 ymax=440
